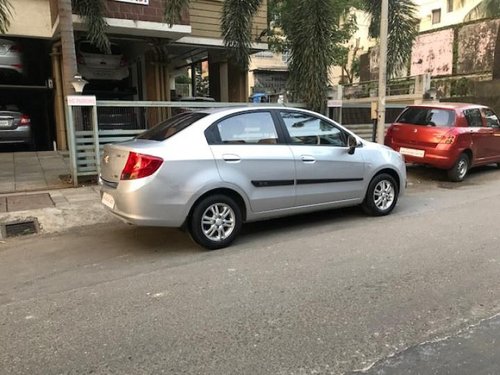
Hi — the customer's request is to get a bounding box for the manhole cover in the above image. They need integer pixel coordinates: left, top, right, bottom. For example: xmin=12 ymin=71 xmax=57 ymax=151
xmin=3 ymin=220 xmax=39 ymax=238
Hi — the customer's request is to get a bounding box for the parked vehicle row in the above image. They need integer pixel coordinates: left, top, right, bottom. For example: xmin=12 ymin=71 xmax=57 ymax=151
xmin=100 ymin=107 xmax=406 ymax=249
xmin=99 ymin=102 xmax=500 ymax=249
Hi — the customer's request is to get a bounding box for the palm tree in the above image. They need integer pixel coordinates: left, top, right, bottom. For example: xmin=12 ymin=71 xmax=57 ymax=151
xmin=221 ymin=0 xmax=263 ymax=70
xmin=362 ymin=0 xmax=419 ymax=78
xmin=280 ymin=0 xmax=355 ymax=112
xmin=0 ymin=0 xmax=11 ymax=34
xmin=464 ymin=0 xmax=500 ymax=21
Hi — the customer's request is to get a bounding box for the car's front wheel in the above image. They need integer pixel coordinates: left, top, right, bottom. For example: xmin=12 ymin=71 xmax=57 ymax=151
xmin=447 ymin=153 xmax=469 ymax=182
xmin=189 ymin=194 xmax=242 ymax=250
xmin=362 ymin=173 xmax=399 ymax=216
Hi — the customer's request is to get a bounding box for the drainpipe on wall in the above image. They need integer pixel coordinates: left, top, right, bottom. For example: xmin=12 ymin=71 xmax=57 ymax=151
xmin=51 ymin=41 xmax=68 ymax=151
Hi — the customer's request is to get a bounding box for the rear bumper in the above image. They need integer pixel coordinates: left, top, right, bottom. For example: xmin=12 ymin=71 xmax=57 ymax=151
xmin=0 ymin=127 xmax=32 ymax=144
xmin=100 ymin=177 xmax=189 ymax=228
xmin=386 ymin=141 xmax=459 ymax=170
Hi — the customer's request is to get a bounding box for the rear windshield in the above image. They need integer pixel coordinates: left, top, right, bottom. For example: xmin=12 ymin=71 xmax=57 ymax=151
xmin=396 ymin=107 xmax=455 ymax=127
xmin=0 ymin=104 xmax=20 ymax=112
xmin=137 ymin=112 xmax=208 ymax=141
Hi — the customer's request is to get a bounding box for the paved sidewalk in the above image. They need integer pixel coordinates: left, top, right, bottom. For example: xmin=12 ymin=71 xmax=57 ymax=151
xmin=0 ymin=185 xmax=116 ymax=239
xmin=0 ymin=151 xmax=71 ymax=194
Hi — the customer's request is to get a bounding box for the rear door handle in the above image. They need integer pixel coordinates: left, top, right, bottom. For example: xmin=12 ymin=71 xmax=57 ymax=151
xmin=301 ymin=155 xmax=316 ymax=163
xmin=222 ymin=154 xmax=241 ymax=163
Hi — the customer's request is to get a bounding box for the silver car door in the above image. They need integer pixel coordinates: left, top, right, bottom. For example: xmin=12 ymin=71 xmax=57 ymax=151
xmin=279 ymin=110 xmax=366 ymax=206
xmin=207 ymin=110 xmax=296 ymax=213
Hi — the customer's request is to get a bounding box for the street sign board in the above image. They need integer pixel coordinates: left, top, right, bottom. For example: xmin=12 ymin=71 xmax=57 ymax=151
xmin=67 ymin=95 xmax=97 ymax=107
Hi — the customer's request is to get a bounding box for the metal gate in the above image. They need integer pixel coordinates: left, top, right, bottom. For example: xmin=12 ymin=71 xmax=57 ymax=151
xmin=66 ymin=98 xmax=302 ymax=185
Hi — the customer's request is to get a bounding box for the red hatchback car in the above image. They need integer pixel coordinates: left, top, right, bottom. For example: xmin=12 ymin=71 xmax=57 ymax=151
xmin=385 ymin=103 xmax=500 ymax=181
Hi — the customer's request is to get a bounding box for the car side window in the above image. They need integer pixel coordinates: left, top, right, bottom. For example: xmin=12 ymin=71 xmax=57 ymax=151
xmin=279 ymin=111 xmax=347 ymax=146
xmin=464 ymin=109 xmax=483 ymax=127
xmin=483 ymin=109 xmax=500 ymax=128
xmin=215 ymin=112 xmax=279 ymax=145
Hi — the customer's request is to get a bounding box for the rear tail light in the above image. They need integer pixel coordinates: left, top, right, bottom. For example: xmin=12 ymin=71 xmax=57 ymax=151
xmin=120 ymin=152 xmax=163 ymax=180
xmin=439 ymin=135 xmax=455 ymax=144
xmin=20 ymin=114 xmax=30 ymax=126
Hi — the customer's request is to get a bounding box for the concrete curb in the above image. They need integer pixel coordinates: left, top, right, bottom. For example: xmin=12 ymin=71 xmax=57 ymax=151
xmin=0 ymin=185 xmax=118 ymax=238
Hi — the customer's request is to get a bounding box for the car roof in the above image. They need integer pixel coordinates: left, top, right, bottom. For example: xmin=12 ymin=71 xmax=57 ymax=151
xmin=408 ymin=102 xmax=488 ymax=111
xmin=178 ymin=97 xmax=216 ymax=102
xmin=197 ymin=105 xmax=309 ymax=116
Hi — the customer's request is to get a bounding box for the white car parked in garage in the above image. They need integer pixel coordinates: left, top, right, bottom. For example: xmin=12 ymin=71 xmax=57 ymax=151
xmin=76 ymin=40 xmax=129 ymax=82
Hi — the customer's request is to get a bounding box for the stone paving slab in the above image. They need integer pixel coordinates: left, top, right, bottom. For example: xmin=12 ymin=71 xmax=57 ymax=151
xmin=6 ymin=193 xmax=54 ymax=212
xmin=0 ymin=151 xmax=71 ymax=194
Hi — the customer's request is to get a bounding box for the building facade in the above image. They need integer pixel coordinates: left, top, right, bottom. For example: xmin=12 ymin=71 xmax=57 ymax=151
xmin=1 ymin=0 xmax=268 ymax=150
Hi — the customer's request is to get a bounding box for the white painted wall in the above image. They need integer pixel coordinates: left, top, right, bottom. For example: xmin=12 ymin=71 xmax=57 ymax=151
xmin=415 ymin=0 xmax=484 ymax=31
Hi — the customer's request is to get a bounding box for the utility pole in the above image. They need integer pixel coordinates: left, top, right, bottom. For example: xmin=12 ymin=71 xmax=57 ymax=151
xmin=376 ymin=0 xmax=389 ymax=144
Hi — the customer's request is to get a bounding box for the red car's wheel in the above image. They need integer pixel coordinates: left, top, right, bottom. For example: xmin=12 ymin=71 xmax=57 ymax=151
xmin=447 ymin=153 xmax=469 ymax=182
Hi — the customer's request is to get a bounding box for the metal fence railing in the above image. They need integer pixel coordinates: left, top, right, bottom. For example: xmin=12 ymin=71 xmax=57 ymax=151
xmin=65 ymin=99 xmax=305 ymax=186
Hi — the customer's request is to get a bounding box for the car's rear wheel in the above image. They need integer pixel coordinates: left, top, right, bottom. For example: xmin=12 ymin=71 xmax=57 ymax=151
xmin=447 ymin=153 xmax=469 ymax=182
xmin=362 ymin=173 xmax=398 ymax=216
xmin=189 ymin=194 xmax=242 ymax=250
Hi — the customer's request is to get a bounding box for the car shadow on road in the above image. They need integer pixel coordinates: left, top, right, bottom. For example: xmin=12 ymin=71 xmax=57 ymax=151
xmin=96 ymin=205 xmax=369 ymax=254
xmin=407 ymin=164 xmax=500 ymax=190
xmin=236 ymin=206 xmax=368 ymax=247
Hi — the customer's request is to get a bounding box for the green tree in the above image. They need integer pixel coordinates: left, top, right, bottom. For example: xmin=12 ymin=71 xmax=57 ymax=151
xmin=281 ymin=0 xmax=355 ymax=112
xmin=0 ymin=0 xmax=11 ymax=34
xmin=363 ymin=0 xmax=419 ymax=78
xmin=464 ymin=0 xmax=500 ymax=21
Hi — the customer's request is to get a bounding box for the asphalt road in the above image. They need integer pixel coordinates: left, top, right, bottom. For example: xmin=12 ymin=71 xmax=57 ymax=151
xmin=1 ymin=165 xmax=500 ymax=374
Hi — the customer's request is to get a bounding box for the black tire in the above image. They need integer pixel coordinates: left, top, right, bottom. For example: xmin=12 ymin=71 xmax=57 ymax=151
xmin=189 ymin=194 xmax=242 ymax=250
xmin=362 ymin=173 xmax=399 ymax=216
xmin=447 ymin=153 xmax=469 ymax=182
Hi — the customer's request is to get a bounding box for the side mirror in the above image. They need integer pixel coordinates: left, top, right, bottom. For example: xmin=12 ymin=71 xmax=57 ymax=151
xmin=347 ymin=135 xmax=358 ymax=155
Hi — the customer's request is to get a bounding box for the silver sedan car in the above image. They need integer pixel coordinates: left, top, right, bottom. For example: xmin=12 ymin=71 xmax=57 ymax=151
xmin=100 ymin=107 xmax=406 ymax=249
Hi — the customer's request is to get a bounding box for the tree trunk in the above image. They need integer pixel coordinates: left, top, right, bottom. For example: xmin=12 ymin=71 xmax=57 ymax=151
xmin=57 ymin=0 xmax=77 ymax=96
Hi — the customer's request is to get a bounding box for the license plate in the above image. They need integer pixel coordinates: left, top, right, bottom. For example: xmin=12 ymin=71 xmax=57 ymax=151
xmin=0 ymin=120 xmax=10 ymax=127
xmin=399 ymin=147 xmax=425 ymax=158
xmin=101 ymin=192 xmax=115 ymax=209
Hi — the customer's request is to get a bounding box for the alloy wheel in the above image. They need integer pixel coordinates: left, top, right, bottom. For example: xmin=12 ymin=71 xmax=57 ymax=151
xmin=201 ymin=203 xmax=236 ymax=242
xmin=373 ymin=180 xmax=395 ymax=211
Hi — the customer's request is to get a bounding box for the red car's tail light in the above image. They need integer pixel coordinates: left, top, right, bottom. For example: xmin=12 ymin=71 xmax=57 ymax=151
xmin=440 ymin=135 xmax=456 ymax=144
xmin=120 ymin=152 xmax=163 ymax=180
xmin=20 ymin=114 xmax=30 ymax=126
